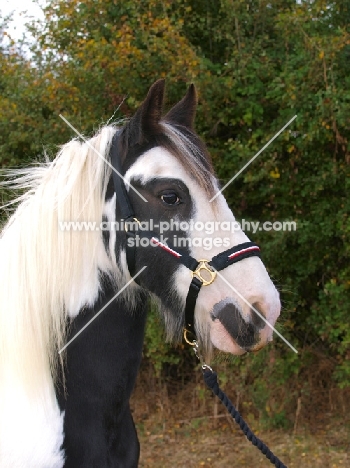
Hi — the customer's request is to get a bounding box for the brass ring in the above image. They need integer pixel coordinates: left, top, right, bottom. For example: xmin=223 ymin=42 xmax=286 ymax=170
xmin=183 ymin=329 xmax=196 ymax=346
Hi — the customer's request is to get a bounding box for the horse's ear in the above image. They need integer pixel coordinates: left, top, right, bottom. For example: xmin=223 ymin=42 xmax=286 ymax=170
xmin=164 ymin=84 xmax=197 ymax=130
xmin=126 ymin=79 xmax=165 ymax=144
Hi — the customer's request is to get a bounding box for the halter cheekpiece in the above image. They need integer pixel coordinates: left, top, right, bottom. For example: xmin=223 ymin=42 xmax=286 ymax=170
xmin=109 ymin=131 xmax=261 ymax=340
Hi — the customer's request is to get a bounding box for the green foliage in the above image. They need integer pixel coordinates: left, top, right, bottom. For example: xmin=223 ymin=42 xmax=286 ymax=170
xmin=143 ymin=306 xmax=181 ymax=378
xmin=0 ymin=0 xmax=349 ymax=423
xmin=187 ymin=0 xmax=350 ymax=392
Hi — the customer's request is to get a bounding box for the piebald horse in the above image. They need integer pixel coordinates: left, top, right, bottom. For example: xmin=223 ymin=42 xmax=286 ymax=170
xmin=0 ymin=80 xmax=280 ymax=467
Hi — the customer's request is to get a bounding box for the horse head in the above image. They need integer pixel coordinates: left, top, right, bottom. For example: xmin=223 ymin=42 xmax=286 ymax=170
xmin=107 ymin=79 xmax=281 ymax=359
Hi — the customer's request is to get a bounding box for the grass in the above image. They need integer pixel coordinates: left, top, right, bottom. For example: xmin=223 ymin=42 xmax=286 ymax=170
xmin=136 ymin=417 xmax=349 ymax=467
xmin=131 ymin=364 xmax=350 ymax=467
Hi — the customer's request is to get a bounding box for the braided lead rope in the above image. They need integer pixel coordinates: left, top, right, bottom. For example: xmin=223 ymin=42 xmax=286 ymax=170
xmin=202 ymin=368 xmax=287 ymax=468
xmin=190 ymin=341 xmax=287 ymax=468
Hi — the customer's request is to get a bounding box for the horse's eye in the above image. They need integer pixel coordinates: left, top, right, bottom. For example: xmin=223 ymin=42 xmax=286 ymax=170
xmin=160 ymin=192 xmax=180 ymax=205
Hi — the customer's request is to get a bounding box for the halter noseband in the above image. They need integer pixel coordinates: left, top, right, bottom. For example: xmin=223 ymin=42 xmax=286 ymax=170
xmin=110 ymin=132 xmax=261 ymax=340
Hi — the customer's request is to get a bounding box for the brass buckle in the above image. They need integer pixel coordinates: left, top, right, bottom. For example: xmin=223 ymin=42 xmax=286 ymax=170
xmin=124 ymin=217 xmax=141 ymax=232
xmin=191 ymin=259 xmax=217 ymax=286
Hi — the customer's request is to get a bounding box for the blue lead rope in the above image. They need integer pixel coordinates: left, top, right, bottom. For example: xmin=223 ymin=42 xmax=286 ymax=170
xmin=202 ymin=368 xmax=287 ymax=468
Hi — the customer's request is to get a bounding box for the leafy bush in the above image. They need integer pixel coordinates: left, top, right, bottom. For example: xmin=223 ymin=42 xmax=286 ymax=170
xmin=1 ymin=0 xmax=349 ymax=418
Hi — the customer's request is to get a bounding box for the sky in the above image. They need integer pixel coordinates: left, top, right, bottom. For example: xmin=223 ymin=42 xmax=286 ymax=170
xmin=1 ymin=0 xmax=45 ymax=43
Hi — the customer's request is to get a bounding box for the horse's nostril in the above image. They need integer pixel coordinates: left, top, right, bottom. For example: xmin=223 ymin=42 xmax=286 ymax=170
xmin=212 ymin=301 xmax=259 ymax=349
xmin=251 ymin=302 xmax=266 ymax=330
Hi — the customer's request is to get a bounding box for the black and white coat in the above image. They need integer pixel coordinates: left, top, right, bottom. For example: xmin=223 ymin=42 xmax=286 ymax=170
xmin=0 ymin=80 xmax=280 ymax=467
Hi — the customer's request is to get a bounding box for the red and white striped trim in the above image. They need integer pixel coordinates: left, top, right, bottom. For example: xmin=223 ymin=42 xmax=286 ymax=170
xmin=228 ymin=245 xmax=260 ymax=260
xmin=151 ymin=237 xmax=182 ymax=258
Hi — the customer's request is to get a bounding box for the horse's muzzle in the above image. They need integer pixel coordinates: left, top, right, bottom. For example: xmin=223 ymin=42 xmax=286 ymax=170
xmin=210 ymin=300 xmax=271 ymax=353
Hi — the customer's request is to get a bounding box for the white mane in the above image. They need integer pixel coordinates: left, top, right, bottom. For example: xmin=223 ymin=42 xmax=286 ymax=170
xmin=0 ymin=125 xmax=116 ymax=392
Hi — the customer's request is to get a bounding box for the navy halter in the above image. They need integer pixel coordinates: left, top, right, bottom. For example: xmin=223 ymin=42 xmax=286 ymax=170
xmin=109 ymin=131 xmax=261 ymax=339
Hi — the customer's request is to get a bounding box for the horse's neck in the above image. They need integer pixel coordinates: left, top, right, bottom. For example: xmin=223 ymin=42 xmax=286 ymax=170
xmin=56 ymin=281 xmax=147 ymax=466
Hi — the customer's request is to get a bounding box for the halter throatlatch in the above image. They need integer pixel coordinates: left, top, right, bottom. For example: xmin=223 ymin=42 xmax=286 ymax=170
xmin=109 ymin=130 xmax=287 ymax=468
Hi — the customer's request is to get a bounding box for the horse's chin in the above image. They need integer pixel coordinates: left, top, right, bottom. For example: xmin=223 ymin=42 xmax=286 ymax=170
xmin=209 ymin=320 xmax=246 ymax=355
